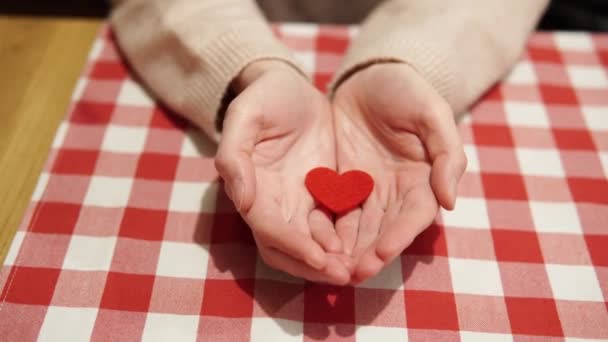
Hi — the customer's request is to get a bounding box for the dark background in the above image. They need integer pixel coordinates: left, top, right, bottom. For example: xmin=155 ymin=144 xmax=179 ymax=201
xmin=1 ymin=0 xmax=607 ymax=31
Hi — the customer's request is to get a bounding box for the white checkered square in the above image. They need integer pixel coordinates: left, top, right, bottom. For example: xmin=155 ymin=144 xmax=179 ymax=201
xmin=71 ymin=78 xmax=87 ymax=100
xmin=516 ymin=148 xmax=565 ymax=177
xmin=294 ymin=51 xmax=316 ymax=76
xmin=506 ymin=61 xmax=537 ymax=85
xmin=600 ymin=152 xmax=608 ymax=177
xmin=567 ymin=65 xmax=608 ymax=89
xmin=38 ymin=307 xmax=98 ymax=342
xmin=52 ymin=122 xmax=68 ymax=148
xmin=449 ymin=258 xmax=504 ymax=296
xmin=169 ymin=181 xmax=218 ymax=212
xmin=102 ymin=125 xmax=147 ymax=153
xmin=582 ymin=106 xmax=608 ymax=131
xmin=62 ymin=236 xmax=117 ymax=271
xmin=530 ymin=201 xmax=582 ymax=234
xmin=156 ymin=241 xmax=209 ymax=279
xmin=463 ymin=145 xmax=480 ymax=173
xmin=505 ymin=102 xmax=549 ymax=127
xmin=117 ymin=80 xmax=155 ymax=106
xmin=142 ymin=313 xmax=199 ymax=342
xmin=356 ymin=326 xmax=408 ymax=342
xmin=4 ymin=231 xmax=25 ymax=266
xmin=250 ymin=318 xmax=303 ymax=342
xmin=441 ymin=198 xmax=490 ymax=230
xmin=460 ymin=331 xmax=513 ymax=342
xmin=555 ymin=32 xmax=594 ymax=51
xmin=546 ymin=264 xmax=604 ymax=302
xmin=84 ymin=176 xmax=133 ymax=207
xmin=31 ymin=173 xmax=50 ymax=201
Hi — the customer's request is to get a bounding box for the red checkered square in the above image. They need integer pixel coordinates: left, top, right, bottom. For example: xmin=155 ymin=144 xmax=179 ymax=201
xmin=472 ymin=124 xmax=514 ymax=147
xmin=30 ymin=202 xmax=81 ymax=234
xmin=110 ymin=105 xmax=154 ymax=126
xmin=51 ymin=270 xmax=107 ymax=307
xmin=1 ymin=266 xmax=60 ymax=305
xmin=110 ymin=238 xmax=161 ymax=274
xmin=402 ymin=256 xmax=453 ymax=292
xmin=492 ymin=229 xmax=543 ymax=263
xmin=355 ymin=287 xmax=406 ymax=327
xmin=163 ymin=212 xmax=211 ymax=243
xmin=128 ymin=179 xmax=172 ymax=210
xmin=0 ymin=303 xmax=47 ymax=341
xmin=540 ymin=85 xmax=579 ymax=105
xmin=91 ymin=309 xmax=146 ymax=342
xmin=486 ymin=199 xmax=535 ymax=232
xmin=100 ymin=272 xmax=155 ymax=312
xmin=209 ymin=213 xmax=254 ymax=244
xmin=42 ymin=174 xmax=90 ymax=204
xmin=585 ymin=235 xmax=608 ymax=267
xmin=74 ymin=206 xmax=123 ymax=236
xmin=482 ymin=173 xmax=528 ymax=200
xmin=81 ymin=79 xmax=122 ymax=103
xmin=135 ymin=153 xmax=179 ymax=180
xmin=555 ymin=300 xmax=608 ymax=339
xmin=404 ymin=290 xmax=458 ymax=330
xmin=455 ymin=294 xmax=511 ymax=333
xmin=252 ymin=279 xmax=304 ymax=321
xmin=175 ymin=157 xmax=218 ymax=182
xmin=89 ymin=60 xmax=128 ymax=80
xmin=445 ymin=228 xmax=496 ymax=260
xmin=201 ymin=279 xmax=254 ymax=317
xmin=149 ymin=276 xmax=204 ymax=315
xmin=94 ymin=151 xmax=138 ymax=177
xmin=553 ymin=128 xmax=596 ymax=150
xmin=528 ymin=46 xmax=563 ymax=64
xmin=505 ymin=297 xmax=563 ymax=336
xmin=540 ymin=234 xmax=592 ymax=265
xmin=499 ymin=262 xmax=553 ymax=298
xmin=143 ymin=128 xmax=184 ymax=155
xmin=63 ymin=124 xmax=106 ymax=150
xmin=16 ymin=233 xmax=70 ymax=268
xmin=304 ymin=284 xmax=355 ymax=324
xmin=52 ymin=149 xmax=99 ymax=175
xmin=524 ymin=176 xmax=573 ymax=201
xmin=404 ymin=223 xmax=448 ymax=257
xmin=69 ymin=101 xmax=114 ymax=125
xmin=119 ymin=207 xmax=166 ymax=241
xmin=205 ymin=244 xmax=257 ymax=279
xmin=568 ymin=178 xmax=608 ymax=204
xmin=149 ymin=107 xmax=187 ymax=130
xmin=577 ymin=203 xmax=608 ymax=235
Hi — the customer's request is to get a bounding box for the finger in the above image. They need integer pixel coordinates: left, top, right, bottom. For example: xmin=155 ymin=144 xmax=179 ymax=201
xmin=309 ymin=208 xmax=342 ymax=253
xmin=214 ymin=101 xmax=260 ymax=213
xmin=261 ymin=248 xmax=350 ymax=285
xmin=351 ymin=201 xmax=383 ymax=262
xmin=417 ymin=104 xmax=467 ymax=210
xmin=374 ymin=185 xmax=438 ymax=263
xmin=335 ymin=208 xmax=361 ymax=255
xmin=247 ymin=200 xmax=328 ymax=270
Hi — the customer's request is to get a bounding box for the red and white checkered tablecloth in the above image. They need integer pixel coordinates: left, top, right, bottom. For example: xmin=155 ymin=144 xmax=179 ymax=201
xmin=1 ymin=24 xmax=607 ymax=341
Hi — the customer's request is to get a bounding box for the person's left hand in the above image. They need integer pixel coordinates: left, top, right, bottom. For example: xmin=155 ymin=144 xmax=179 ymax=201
xmin=331 ymin=63 xmax=467 ymax=283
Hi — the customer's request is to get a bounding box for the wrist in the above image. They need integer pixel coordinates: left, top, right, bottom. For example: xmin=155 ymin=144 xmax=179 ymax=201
xmin=232 ymin=59 xmax=301 ymax=93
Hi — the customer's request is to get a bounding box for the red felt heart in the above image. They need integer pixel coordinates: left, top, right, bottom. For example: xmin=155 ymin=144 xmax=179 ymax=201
xmin=305 ymin=167 xmax=374 ymax=214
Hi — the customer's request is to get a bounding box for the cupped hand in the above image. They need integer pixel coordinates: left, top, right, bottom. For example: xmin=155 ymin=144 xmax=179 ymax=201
xmin=332 ymin=63 xmax=467 ymax=283
xmin=215 ymin=60 xmax=351 ymax=284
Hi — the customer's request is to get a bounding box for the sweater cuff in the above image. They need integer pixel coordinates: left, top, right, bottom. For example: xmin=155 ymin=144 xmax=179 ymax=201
xmin=330 ymin=31 xmax=464 ymax=113
xmin=183 ymin=28 xmax=305 ymax=142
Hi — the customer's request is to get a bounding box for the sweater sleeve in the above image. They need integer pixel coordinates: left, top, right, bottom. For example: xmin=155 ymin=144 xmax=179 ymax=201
xmin=110 ymin=0 xmax=303 ymax=141
xmin=331 ymin=0 xmax=549 ymax=115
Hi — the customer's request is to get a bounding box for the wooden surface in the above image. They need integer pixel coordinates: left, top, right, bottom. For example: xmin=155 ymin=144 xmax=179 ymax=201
xmin=0 ymin=16 xmax=102 ymax=265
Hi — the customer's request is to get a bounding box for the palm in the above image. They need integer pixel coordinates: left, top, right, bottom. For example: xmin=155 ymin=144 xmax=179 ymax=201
xmin=332 ymin=64 xmax=463 ymax=282
xmin=217 ymin=66 xmax=350 ymax=284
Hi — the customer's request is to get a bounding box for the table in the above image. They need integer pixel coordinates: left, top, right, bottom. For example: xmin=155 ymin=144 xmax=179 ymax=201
xmin=0 ymin=23 xmax=607 ymax=341
xmin=0 ymin=17 xmax=101 ymax=264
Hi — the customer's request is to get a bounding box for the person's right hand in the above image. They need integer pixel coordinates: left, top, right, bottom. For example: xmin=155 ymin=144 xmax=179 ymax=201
xmin=215 ymin=60 xmax=351 ymax=285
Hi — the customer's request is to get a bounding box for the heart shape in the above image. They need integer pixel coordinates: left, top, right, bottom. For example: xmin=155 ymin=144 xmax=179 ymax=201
xmin=305 ymin=167 xmax=374 ymax=214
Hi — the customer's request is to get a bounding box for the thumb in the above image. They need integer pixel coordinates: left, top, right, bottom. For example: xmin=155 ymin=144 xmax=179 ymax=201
xmin=214 ymin=103 xmax=259 ymax=213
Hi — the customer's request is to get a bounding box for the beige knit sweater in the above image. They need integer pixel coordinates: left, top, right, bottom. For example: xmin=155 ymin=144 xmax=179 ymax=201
xmin=111 ymin=0 xmax=549 ymax=141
